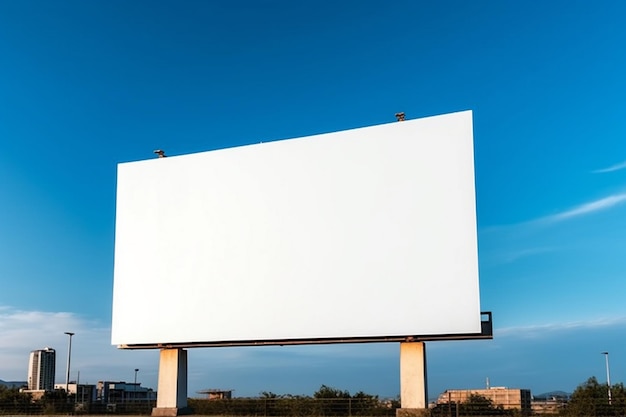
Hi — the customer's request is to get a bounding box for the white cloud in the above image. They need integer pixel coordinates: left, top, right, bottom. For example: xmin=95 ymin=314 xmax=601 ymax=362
xmin=592 ymin=160 xmax=626 ymax=174
xmin=0 ymin=306 xmax=398 ymax=397
xmin=495 ymin=316 xmax=626 ymax=338
xmin=0 ymin=306 xmax=157 ymax=387
xmin=482 ymin=192 xmax=626 ymax=234
xmin=427 ymin=317 xmax=626 ymax=396
xmin=538 ymin=193 xmax=626 ymax=224
xmin=430 ymin=316 xmax=626 ymax=353
xmin=4 ymin=307 xmax=626 ymax=400
xmin=491 ymin=246 xmax=557 ymax=264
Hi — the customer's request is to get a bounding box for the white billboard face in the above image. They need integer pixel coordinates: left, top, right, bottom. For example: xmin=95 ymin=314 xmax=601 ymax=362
xmin=112 ymin=111 xmax=481 ymax=346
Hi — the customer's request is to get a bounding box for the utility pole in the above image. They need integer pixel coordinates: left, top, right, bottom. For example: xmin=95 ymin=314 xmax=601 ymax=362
xmin=602 ymin=352 xmax=612 ymax=405
xmin=64 ymin=332 xmax=75 ymax=398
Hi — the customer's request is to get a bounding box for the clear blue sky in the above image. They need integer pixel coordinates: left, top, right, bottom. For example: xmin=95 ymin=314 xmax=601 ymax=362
xmin=1 ymin=0 xmax=625 ymax=400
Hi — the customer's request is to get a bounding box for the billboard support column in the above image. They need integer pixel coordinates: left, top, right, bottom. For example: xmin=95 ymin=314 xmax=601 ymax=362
xmin=397 ymin=342 xmax=429 ymax=417
xmin=152 ymin=348 xmax=190 ymax=416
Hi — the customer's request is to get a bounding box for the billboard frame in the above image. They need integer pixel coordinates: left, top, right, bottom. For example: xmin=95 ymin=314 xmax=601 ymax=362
xmin=118 ymin=312 xmax=492 ymax=349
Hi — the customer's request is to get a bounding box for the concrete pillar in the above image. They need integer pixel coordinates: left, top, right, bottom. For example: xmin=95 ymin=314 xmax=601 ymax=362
xmin=396 ymin=342 xmax=429 ymax=417
xmin=152 ymin=348 xmax=190 ymax=416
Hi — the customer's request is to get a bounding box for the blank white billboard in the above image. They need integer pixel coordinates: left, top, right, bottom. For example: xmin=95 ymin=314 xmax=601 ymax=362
xmin=112 ymin=110 xmax=481 ymax=346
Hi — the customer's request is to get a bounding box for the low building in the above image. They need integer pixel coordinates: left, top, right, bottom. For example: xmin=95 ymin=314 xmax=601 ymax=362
xmin=531 ymin=398 xmax=567 ymax=414
xmin=54 ymin=383 xmax=98 ymax=402
xmin=18 ymin=389 xmax=47 ymax=400
xmin=96 ymin=381 xmax=156 ymax=403
xmin=197 ymin=389 xmax=233 ymax=400
xmin=437 ymin=387 xmax=531 ymax=414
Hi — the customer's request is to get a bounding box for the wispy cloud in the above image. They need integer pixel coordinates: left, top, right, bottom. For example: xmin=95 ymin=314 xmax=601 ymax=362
xmin=0 ymin=306 xmax=398 ymax=397
xmin=5 ymin=307 xmax=626 ymax=399
xmin=496 ymin=316 xmax=626 ymax=338
xmin=537 ymin=192 xmax=626 ymax=224
xmin=429 ymin=316 xmax=626 ymax=347
xmin=482 ymin=192 xmax=626 ymax=234
xmin=592 ymin=160 xmax=626 ymax=174
xmin=427 ymin=316 xmax=626 ymax=395
xmin=496 ymin=246 xmax=556 ymax=264
xmin=0 ymin=306 xmax=157 ymax=387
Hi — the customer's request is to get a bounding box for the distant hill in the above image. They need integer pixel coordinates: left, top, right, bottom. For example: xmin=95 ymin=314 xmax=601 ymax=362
xmin=533 ymin=391 xmax=570 ymax=400
xmin=0 ymin=379 xmax=28 ymax=389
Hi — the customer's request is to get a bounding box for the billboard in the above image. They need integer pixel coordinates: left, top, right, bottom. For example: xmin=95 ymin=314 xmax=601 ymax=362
xmin=112 ymin=110 xmax=481 ymax=347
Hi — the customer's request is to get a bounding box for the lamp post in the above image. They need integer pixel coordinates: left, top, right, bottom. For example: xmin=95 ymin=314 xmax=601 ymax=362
xmin=601 ymin=352 xmax=612 ymax=405
xmin=64 ymin=332 xmax=75 ymax=397
xmin=134 ymin=369 xmax=139 ymax=401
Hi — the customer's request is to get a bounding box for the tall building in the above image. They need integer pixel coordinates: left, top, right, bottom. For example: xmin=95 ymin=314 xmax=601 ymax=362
xmin=27 ymin=347 xmax=56 ymax=391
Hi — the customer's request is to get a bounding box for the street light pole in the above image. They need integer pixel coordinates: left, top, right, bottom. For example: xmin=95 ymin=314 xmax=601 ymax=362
xmin=134 ymin=369 xmax=139 ymax=401
xmin=64 ymin=332 xmax=75 ymax=397
xmin=601 ymin=352 xmax=612 ymax=405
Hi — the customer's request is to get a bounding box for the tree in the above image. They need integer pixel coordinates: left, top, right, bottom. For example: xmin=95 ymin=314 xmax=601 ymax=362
xmin=562 ymin=376 xmax=626 ymax=416
xmin=0 ymin=386 xmax=33 ymax=414
xmin=460 ymin=394 xmax=510 ymax=416
xmin=431 ymin=393 xmax=511 ymax=416
xmin=351 ymin=391 xmax=381 ymax=415
xmin=314 ymin=384 xmax=351 ymax=399
xmin=313 ymin=385 xmax=351 ymax=416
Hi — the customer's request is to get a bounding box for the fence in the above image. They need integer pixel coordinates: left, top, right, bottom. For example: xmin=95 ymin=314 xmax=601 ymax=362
xmin=0 ymin=399 xmax=156 ymax=415
xmin=188 ymin=398 xmax=396 ymax=416
xmin=0 ymin=397 xmax=392 ymax=416
xmin=0 ymin=397 xmax=623 ymax=416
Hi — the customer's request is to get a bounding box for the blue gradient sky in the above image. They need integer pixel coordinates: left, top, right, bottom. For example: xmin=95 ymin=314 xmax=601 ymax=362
xmin=1 ymin=0 xmax=626 ymax=400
